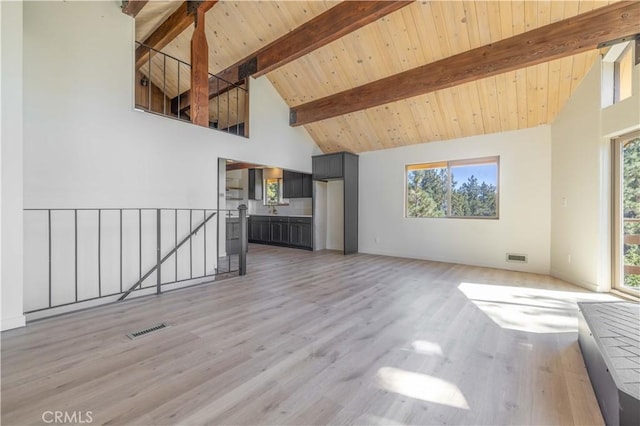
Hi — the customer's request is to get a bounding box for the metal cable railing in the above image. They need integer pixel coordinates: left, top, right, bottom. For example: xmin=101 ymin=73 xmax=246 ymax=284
xmin=23 ymin=206 xmax=248 ymax=315
xmin=135 ymin=42 xmax=248 ymax=137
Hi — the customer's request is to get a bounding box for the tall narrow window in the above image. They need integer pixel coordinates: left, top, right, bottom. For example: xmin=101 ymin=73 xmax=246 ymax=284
xmin=614 ymin=44 xmax=633 ymax=103
xmin=264 ymin=178 xmax=289 ymax=206
xmin=265 ymin=178 xmax=280 ymax=206
xmin=613 ymin=132 xmax=640 ymax=294
xmin=602 ymin=41 xmax=635 ymax=108
xmin=406 ymin=156 xmax=499 ymax=219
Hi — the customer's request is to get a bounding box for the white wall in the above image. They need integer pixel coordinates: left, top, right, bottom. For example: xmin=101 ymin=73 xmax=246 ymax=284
xmin=550 ymin=53 xmax=640 ymax=292
xmin=1 ymin=0 xmax=27 ymax=331
xmin=23 ymin=1 xmax=319 ymax=210
xmin=15 ymin=0 xmax=321 ymax=325
xmin=359 ymin=126 xmax=552 ymax=274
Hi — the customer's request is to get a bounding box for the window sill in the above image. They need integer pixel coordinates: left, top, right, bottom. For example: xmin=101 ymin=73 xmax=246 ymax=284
xmin=611 ymin=289 xmax=640 ymax=302
xmin=405 ymin=216 xmax=499 ymax=220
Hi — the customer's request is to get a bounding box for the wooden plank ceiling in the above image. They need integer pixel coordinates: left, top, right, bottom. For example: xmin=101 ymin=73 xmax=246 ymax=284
xmin=135 ymin=1 xmax=620 ymax=153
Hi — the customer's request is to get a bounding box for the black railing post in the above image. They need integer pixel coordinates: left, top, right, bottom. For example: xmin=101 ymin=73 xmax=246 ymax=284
xmin=156 ymin=208 xmax=162 ymax=295
xmin=238 ymin=204 xmax=248 ymax=276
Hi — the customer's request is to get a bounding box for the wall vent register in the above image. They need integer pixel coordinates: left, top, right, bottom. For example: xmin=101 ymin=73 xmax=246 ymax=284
xmin=506 ymin=253 xmax=528 ymax=263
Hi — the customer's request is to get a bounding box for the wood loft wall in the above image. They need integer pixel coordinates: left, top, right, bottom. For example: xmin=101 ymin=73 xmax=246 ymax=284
xmin=135 ymin=70 xmax=175 ymax=116
xmin=137 ymin=49 xmax=249 ymax=128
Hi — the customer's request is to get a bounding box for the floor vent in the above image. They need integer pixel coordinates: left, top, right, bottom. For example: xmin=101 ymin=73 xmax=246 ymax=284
xmin=506 ymin=253 xmax=528 ymax=263
xmin=127 ymin=322 xmax=169 ymax=340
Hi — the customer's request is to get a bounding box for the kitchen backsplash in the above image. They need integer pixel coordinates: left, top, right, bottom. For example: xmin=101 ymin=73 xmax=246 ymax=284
xmin=249 ymin=198 xmax=312 ymax=216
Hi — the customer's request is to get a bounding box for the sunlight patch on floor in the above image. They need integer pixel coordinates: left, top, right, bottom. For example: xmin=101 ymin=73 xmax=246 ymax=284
xmin=354 ymin=413 xmax=407 ymax=426
xmin=375 ymin=367 xmax=469 ymax=409
xmin=457 ymin=282 xmax=618 ymax=334
xmin=410 ymin=340 xmax=444 ymax=356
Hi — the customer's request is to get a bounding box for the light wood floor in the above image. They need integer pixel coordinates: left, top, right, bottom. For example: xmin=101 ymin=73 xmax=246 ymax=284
xmin=2 ymin=245 xmax=619 ymax=425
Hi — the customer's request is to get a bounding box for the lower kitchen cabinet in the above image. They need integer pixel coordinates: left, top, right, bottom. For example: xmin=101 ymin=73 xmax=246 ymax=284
xmin=248 ymin=216 xmax=270 ymax=243
xmin=270 ymin=219 xmax=290 ymax=244
xmin=248 ymin=216 xmax=312 ymax=250
xmin=289 ymin=218 xmax=312 ymax=248
xmin=226 ymin=217 xmax=240 ymax=255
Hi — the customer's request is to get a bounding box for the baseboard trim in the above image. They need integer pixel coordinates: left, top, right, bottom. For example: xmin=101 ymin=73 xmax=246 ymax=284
xmin=1 ymin=315 xmax=26 ymax=331
xmin=550 ymin=269 xmax=601 ymax=292
xmin=25 ymin=277 xmax=221 ymax=322
xmin=359 ymin=247 xmax=550 ymax=275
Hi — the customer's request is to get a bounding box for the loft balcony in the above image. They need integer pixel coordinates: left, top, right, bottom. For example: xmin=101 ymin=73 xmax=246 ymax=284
xmin=134 ymin=42 xmax=248 ymax=137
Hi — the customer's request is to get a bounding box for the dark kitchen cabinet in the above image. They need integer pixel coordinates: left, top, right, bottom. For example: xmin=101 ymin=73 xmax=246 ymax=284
xmin=226 ymin=217 xmax=240 ymax=255
xmin=302 ymin=173 xmax=313 ymax=197
xmin=282 ymin=170 xmax=302 ymax=199
xmin=342 ymin=153 xmax=358 ymax=255
xmin=289 ymin=217 xmax=312 ymax=248
xmin=312 ymin=153 xmax=343 ymax=181
xmin=270 ymin=218 xmax=290 ymax=244
xmin=247 ymin=215 xmax=312 ymax=250
xmin=283 ymin=170 xmax=312 ymax=199
xmin=248 ymin=169 xmax=263 ymax=200
xmin=248 ymin=216 xmax=270 ymax=243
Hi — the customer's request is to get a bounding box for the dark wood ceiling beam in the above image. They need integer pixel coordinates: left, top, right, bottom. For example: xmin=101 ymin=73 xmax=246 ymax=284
xmin=251 ymin=0 xmax=414 ymax=78
xmin=190 ymin=2 xmax=211 ymax=127
xmin=171 ymin=0 xmax=413 ymax=113
xmin=135 ymin=1 xmax=218 ymax=71
xmin=290 ymin=1 xmax=640 ymax=127
xmin=121 ymin=0 xmax=149 ymax=18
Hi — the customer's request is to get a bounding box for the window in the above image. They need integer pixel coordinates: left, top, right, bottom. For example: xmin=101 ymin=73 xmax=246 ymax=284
xmin=265 ymin=178 xmax=280 ymax=205
xmin=406 ymin=156 xmax=499 ymax=219
xmin=264 ymin=178 xmax=288 ymax=206
xmin=615 ymin=44 xmax=633 ymax=104
xmin=602 ymin=41 xmax=635 ymax=108
xmin=613 ymin=132 xmax=640 ymax=294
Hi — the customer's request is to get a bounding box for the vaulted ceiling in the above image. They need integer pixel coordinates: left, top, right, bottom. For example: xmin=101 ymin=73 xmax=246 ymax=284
xmin=133 ymin=0 xmax=632 ymax=153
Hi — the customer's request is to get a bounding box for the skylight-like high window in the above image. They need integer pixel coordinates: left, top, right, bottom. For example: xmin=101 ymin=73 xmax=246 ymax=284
xmin=602 ymin=41 xmax=636 ymax=108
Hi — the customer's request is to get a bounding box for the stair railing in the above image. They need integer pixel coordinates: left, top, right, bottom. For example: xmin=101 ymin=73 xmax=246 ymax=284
xmin=23 ymin=205 xmax=248 ymax=316
xmin=119 ymin=209 xmax=217 ymax=300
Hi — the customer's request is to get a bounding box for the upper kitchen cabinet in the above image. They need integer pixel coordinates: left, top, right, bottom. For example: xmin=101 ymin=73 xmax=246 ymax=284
xmin=248 ymin=169 xmax=263 ymax=200
xmin=283 ymin=170 xmax=302 ymax=199
xmin=312 ymin=153 xmax=344 ymax=181
xmin=283 ymin=170 xmax=312 ymax=199
xmin=302 ymin=173 xmax=312 ymax=197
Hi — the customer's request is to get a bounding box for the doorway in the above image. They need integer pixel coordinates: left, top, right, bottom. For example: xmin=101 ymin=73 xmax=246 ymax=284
xmin=613 ymin=131 xmax=640 ymax=295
